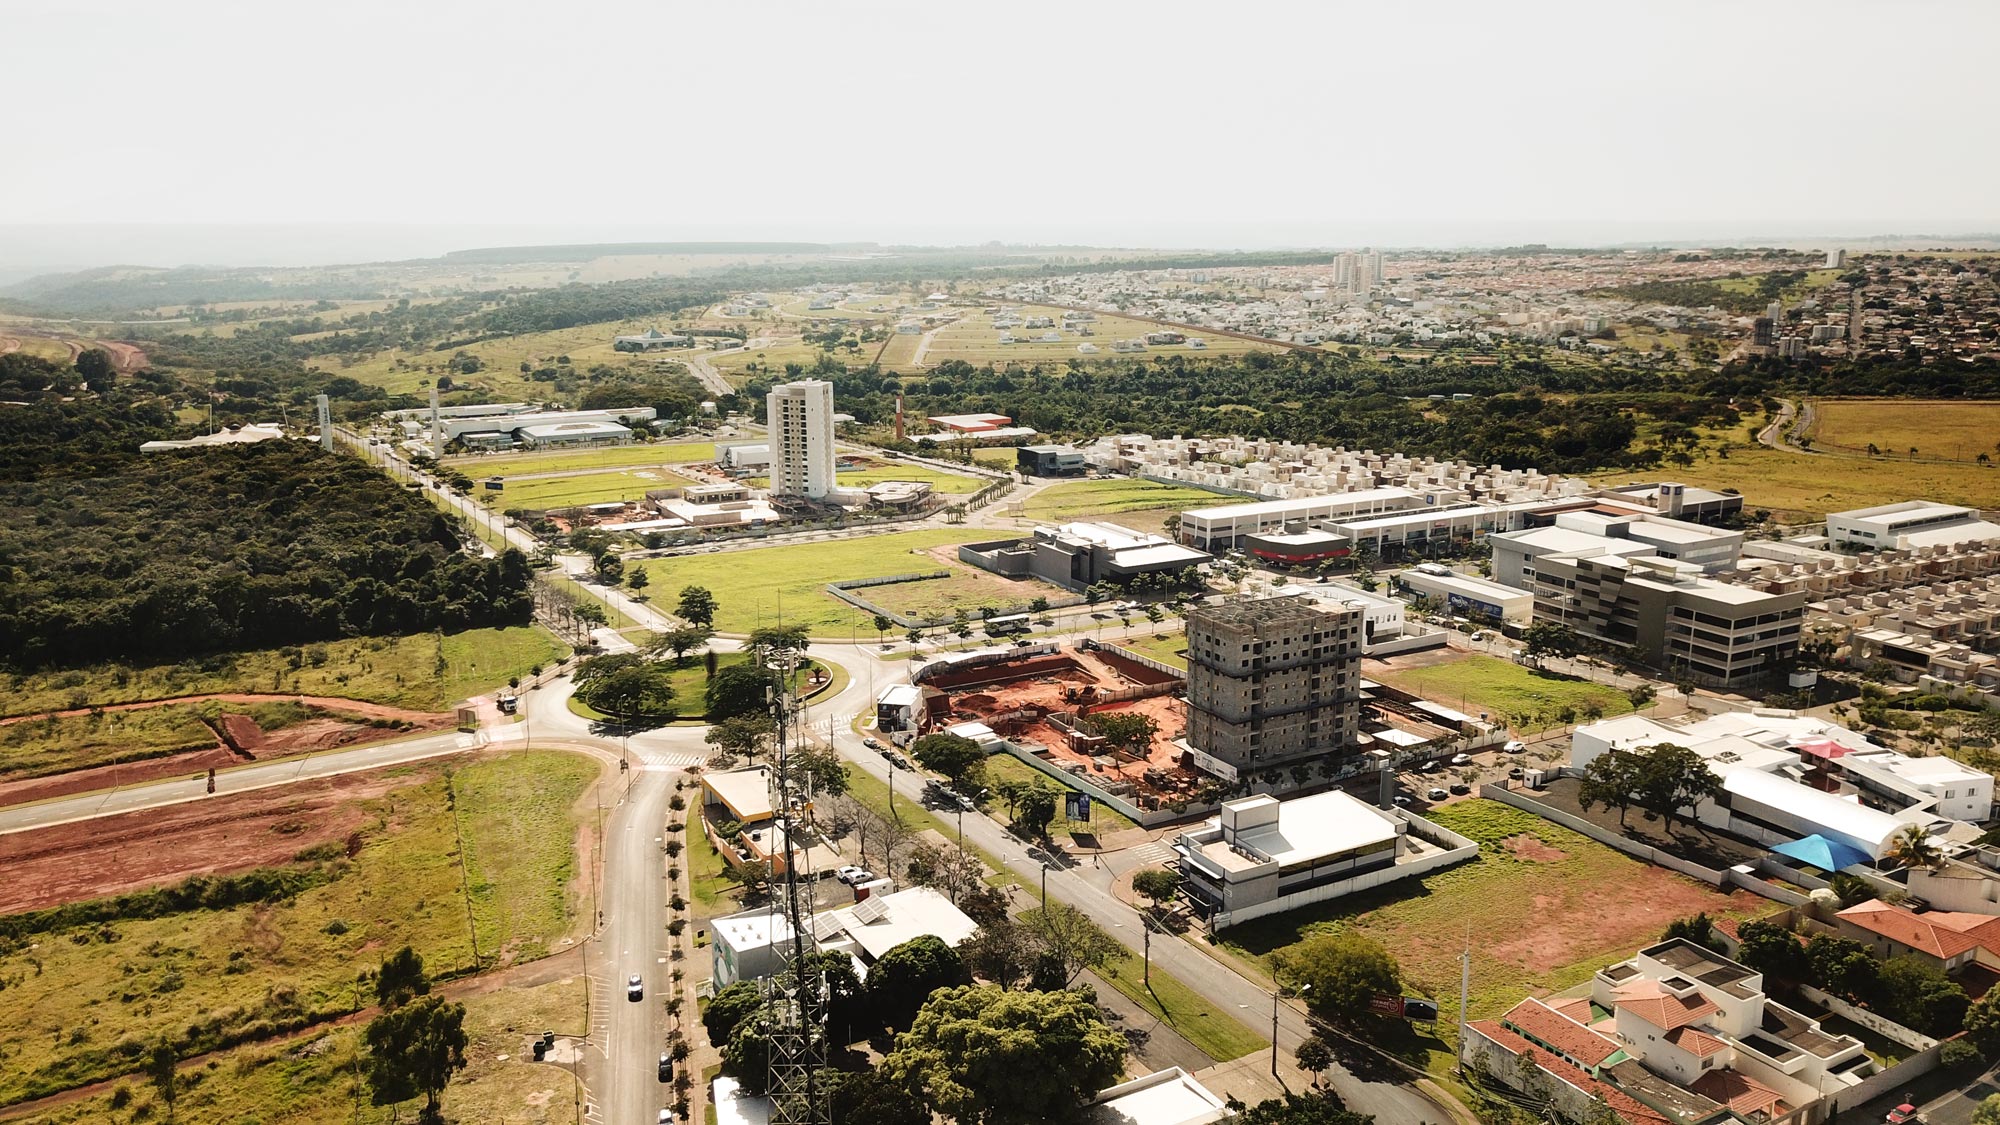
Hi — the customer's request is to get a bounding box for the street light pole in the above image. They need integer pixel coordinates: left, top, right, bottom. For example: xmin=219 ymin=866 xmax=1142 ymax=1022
xmin=1041 ymin=861 xmax=1049 ymax=907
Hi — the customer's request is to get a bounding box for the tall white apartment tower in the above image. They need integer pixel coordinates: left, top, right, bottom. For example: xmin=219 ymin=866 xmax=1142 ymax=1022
xmin=766 ymin=379 xmax=837 ymax=499
xmin=1364 ymin=250 xmax=1383 ymax=291
xmin=1826 ymin=248 xmax=1846 ymax=269
xmin=1334 ymin=252 xmax=1356 ymax=291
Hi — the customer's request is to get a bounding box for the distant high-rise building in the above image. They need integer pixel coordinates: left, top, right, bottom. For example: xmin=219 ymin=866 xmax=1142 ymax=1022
xmin=1751 ymin=317 xmax=1775 ymax=348
xmin=1183 ymin=596 xmax=1363 ymax=790
xmin=1365 ymin=250 xmax=1384 ymax=291
xmin=1766 ymin=299 xmax=1783 ymax=326
xmin=766 ymin=379 xmax=836 ymax=499
xmin=1826 ymin=248 xmax=1846 ymax=269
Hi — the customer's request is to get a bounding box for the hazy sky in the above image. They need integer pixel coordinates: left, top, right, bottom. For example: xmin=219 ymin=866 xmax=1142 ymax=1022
xmin=5 ymin=0 xmax=1998 ymax=265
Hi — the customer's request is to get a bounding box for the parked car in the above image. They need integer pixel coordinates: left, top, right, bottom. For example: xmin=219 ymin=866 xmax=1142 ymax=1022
xmin=862 ymin=737 xmax=881 ymax=750
xmin=836 ymin=866 xmax=875 ymax=885
xmin=1885 ymin=1105 xmax=1922 ymax=1124
xmin=885 ymin=751 xmax=912 ymax=770
xmin=1449 ymin=783 xmax=1472 ymax=796
xmin=659 ymin=1109 xmax=680 ymax=1124
xmin=1393 ymin=795 xmax=1413 ymax=807
xmin=1427 ymin=787 xmax=1448 ymax=801
xmin=658 ymin=1053 xmax=673 ymax=1082
xmin=626 ymin=975 xmax=644 ymax=1002
xmin=1503 ymin=740 xmax=1527 ymax=754
xmin=1450 ymin=753 xmax=1472 ymax=766
xmin=1508 ymin=766 xmax=1525 ymax=779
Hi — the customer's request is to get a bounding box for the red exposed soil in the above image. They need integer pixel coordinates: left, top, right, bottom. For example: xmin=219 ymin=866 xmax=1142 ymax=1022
xmin=0 ymin=757 xmax=474 ymax=915
xmin=1501 ymin=834 xmax=1569 ymax=863
xmin=1482 ymin=878 xmax=1765 ymax=976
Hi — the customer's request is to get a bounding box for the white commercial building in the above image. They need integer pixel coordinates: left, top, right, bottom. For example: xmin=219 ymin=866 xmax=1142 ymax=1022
xmin=1393 ymin=564 xmax=1535 ymax=625
xmin=1177 ymin=487 xmax=1426 ymax=551
xmin=1826 ymin=501 xmax=2000 ymax=552
xmin=766 ymin=379 xmax=837 ymax=499
xmin=709 ymin=885 xmax=978 ymax=987
xmin=1084 ymin=1068 xmax=1231 ymax=1125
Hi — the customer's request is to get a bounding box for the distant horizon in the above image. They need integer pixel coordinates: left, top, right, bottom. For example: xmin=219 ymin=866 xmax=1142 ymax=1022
xmin=3 ymin=220 xmax=1996 ymax=280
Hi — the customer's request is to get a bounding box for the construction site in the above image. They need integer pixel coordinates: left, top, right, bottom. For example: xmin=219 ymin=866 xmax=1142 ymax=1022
xmin=914 ymin=642 xmax=1211 ymax=810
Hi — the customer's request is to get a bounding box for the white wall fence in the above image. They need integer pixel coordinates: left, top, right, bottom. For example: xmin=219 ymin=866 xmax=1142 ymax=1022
xmin=986 ymin=741 xmax=1205 ymax=829
xmin=1478 ymin=783 xmax=1733 ymax=887
xmin=1796 ymin=984 xmax=1938 ymax=1052
xmin=1099 ymin=641 xmax=1186 ymax=681
xmin=1823 ymin=1041 xmax=1944 ymax=1115
xmin=1211 ymin=814 xmax=1479 ymax=929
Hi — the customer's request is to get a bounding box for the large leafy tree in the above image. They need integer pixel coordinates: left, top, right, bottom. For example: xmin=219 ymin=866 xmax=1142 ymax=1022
xmin=1024 ymin=903 xmax=1120 ymax=990
xmin=1275 ymin=930 xmax=1400 ymax=1022
xmin=1631 ymin=742 xmax=1722 ymax=833
xmin=1965 ymin=987 xmax=2000 ymax=1061
xmin=704 ymin=980 xmax=764 ymax=1046
xmin=1236 ymin=1089 xmax=1374 ymax=1124
xmin=1733 ymin=921 xmax=1808 ymax=982
xmin=827 ymin=1067 xmax=930 ymax=1125
xmin=707 ymin=662 xmax=779 ymax=722
xmin=1874 ymin=956 xmax=1970 ymax=1037
xmin=1577 ymin=749 xmax=1645 ymax=827
xmin=676 ymin=585 xmax=718 ymax=628
xmin=573 ymin=655 xmax=677 ymax=722
xmin=376 ymin=945 xmax=431 ymax=1010
xmin=881 ymin=985 xmax=1127 ymax=1125
xmin=868 ymin=934 xmax=970 ymax=1031
xmin=364 ymin=995 xmax=469 ymax=1124
xmin=747 ymin=623 xmax=812 ymax=661
xmin=911 ymin=732 xmax=984 ymax=788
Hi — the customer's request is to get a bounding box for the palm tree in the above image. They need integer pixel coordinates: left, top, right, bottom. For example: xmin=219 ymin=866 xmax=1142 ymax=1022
xmin=1886 ymin=824 xmax=1942 ymax=871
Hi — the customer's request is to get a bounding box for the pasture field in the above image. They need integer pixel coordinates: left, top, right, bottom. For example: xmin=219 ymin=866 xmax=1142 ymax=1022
xmin=638 ymin=529 xmax=989 ymax=636
xmin=706 ymin=338 xmax=827 ymax=383
xmin=480 ymin=467 xmax=696 ymax=511
xmin=874 ymin=331 xmax=923 ymax=368
xmin=883 ymin=304 xmax=1283 ymax=372
xmin=26 ymin=977 xmax=586 ymax=1125
xmin=1809 ymin=398 xmax=2000 ymax=463
xmin=0 ymin=751 xmax=595 ymax=1105
xmin=1019 ymin=479 xmax=1225 ymax=534
xmin=1368 ymin=653 xmax=1632 ymax=733
xmin=1218 ymin=799 xmax=1766 ymax=1079
xmin=0 ymin=626 xmax=567 ymax=717
xmin=308 ymin=318 xmax=699 ymax=398
xmin=448 ymin=441 xmax=719 ymax=477
xmin=1588 ymin=440 xmax=1998 ymax=519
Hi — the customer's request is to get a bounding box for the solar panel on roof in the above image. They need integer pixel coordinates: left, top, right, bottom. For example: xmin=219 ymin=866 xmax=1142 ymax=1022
xmin=849 ymin=896 xmax=890 ymax=925
xmin=812 ymin=914 xmax=845 ymax=941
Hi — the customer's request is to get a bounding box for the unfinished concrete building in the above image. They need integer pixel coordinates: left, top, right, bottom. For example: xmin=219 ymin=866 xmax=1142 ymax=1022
xmin=1182 ymin=596 xmax=1363 ymax=789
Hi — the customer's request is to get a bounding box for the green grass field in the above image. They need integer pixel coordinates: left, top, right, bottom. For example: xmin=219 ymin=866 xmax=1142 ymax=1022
xmin=0 ymin=626 xmax=568 ymax=718
xmin=1020 ymin=479 xmax=1224 ymax=524
xmin=881 ymin=304 xmax=1283 ymax=372
xmin=1369 ymin=653 xmax=1632 ymax=732
xmin=0 ymin=704 xmax=217 ymax=780
xmin=971 ymin=447 xmax=1020 ymax=467
xmin=28 ymin=977 xmax=586 ymax=1125
xmin=1094 ymin=944 xmax=1264 ymax=1063
xmin=980 ymin=754 xmax=1139 ymax=837
xmin=0 ymin=752 xmax=594 ymax=1105
xmin=848 ymin=568 xmax=1056 ymax=625
xmin=480 ymin=467 xmax=696 ymax=511
xmin=747 ymin=459 xmax=987 ymax=495
xmin=1588 ymin=439 xmax=1998 ymax=519
xmin=1117 ymin=629 xmax=1189 ymax=671
xmin=1809 ymin=398 xmax=2000 ymax=463
xmin=638 ymin=529 xmax=989 ymax=637
xmin=1217 ymin=799 xmax=1766 ymax=1080
xmin=450 ymin=441 xmax=719 ymax=477
xmin=309 ymin=318 xmax=699 ymax=398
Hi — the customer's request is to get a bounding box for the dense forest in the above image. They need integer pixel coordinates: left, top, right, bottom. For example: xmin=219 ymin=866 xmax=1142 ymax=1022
xmin=0 ymin=442 xmax=531 ymax=670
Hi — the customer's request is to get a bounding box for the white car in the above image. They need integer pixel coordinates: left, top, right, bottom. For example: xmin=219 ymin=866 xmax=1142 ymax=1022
xmin=1504 ymin=740 xmax=1527 ymax=754
xmin=1450 ymin=753 xmax=1472 ymax=766
xmin=836 ymin=866 xmax=875 ymax=885
xmin=1427 ymin=787 xmax=1449 ymax=801
xmin=659 ymin=1110 xmax=680 ymax=1124
xmin=627 ymin=974 xmax=644 ymax=1001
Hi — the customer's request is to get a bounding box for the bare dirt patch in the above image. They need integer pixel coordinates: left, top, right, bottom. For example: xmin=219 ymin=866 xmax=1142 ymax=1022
xmin=1481 ymin=871 xmax=1762 ymax=977
xmin=1501 ymin=834 xmax=1568 ymax=863
xmin=0 ymin=755 xmax=477 ymax=915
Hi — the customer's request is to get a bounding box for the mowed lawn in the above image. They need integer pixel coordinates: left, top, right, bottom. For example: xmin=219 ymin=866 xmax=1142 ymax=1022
xmin=1117 ymin=628 xmax=1189 ymax=670
xmin=747 ymin=459 xmax=987 ymax=495
xmin=1811 ymin=398 xmax=2000 ymax=462
xmin=1218 ymin=800 xmax=1768 ymax=1078
xmin=1021 ymin=479 xmax=1226 ymax=523
xmin=859 ymin=568 xmax=1057 ymax=624
xmin=450 ymin=441 xmax=718 ymax=477
xmin=0 ymin=752 xmax=595 ymax=1105
xmin=0 ymin=626 xmax=568 ymax=718
xmin=480 ymin=466 xmax=696 ymax=510
xmin=638 ymin=529 xmax=991 ymax=636
xmin=1368 ymin=653 xmax=1632 ymax=732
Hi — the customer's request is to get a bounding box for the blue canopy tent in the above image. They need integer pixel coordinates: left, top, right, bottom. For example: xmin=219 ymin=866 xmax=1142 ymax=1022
xmin=1770 ymin=834 xmax=1873 ymax=872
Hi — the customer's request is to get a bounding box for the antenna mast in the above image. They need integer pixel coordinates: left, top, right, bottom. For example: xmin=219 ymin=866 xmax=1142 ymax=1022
xmin=763 ymin=655 xmax=827 ymax=1125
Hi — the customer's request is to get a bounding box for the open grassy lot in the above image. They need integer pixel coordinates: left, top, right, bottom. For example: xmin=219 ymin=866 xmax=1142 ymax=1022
xmin=480 ymin=466 xmax=696 ymax=511
xmin=27 ymin=977 xmax=586 ymax=1125
xmin=449 ymin=441 xmax=719 ymax=477
xmin=1809 ymin=398 xmax=2000 ymax=463
xmin=880 ymin=304 xmax=1284 ymax=373
xmin=848 ymin=568 xmax=1056 ymax=625
xmin=1020 ymin=479 xmax=1225 ymax=524
xmin=1118 ymin=629 xmax=1189 ymax=671
xmin=1588 ymin=441 xmax=1998 ymax=519
xmin=0 ymin=704 xmax=217 ymax=780
xmin=707 ymin=339 xmax=826 ymax=382
xmin=636 ymin=529 xmax=988 ymax=636
xmin=971 ymin=446 xmax=1020 ymax=467
xmin=308 ymin=318 xmax=696 ymax=398
xmin=0 ymin=626 xmax=567 ymax=718
xmin=747 ymin=459 xmax=987 ymax=495
xmin=1216 ymin=799 xmax=1766 ymax=1078
xmin=981 ymin=753 xmax=1139 ymax=837
xmin=0 ymin=751 xmax=594 ymax=1105
xmin=1368 ymin=653 xmax=1632 ymax=732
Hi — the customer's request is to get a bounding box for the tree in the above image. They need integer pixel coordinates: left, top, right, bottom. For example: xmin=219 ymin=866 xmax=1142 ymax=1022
xmin=1522 ymin=620 xmax=1580 ymax=659
xmin=747 ymin=623 xmax=811 ymax=662
xmin=74 ymin=347 xmax=114 ymax=384
xmin=574 ymin=601 xmax=608 ymax=628
xmin=1013 ymin=779 xmax=1059 ymax=840
xmin=1132 ymin=867 xmax=1182 ymax=911
xmin=1576 ymin=749 xmax=1644 ymax=827
xmin=706 ymin=662 xmax=778 ymax=722
xmin=960 ymin=918 xmax=1034 ymax=990
xmin=872 ymin=613 xmax=893 ymax=644
xmin=722 ymin=1010 xmax=774 ymax=1093
xmin=1942 ymin=1037 xmax=1985 ymax=1074
xmin=365 ymin=995 xmax=469 ymax=1124
xmin=1976 ymin=1095 xmax=2000 ymax=1125
xmin=1276 ymin=931 xmax=1400 ymax=1021
xmin=647 ymin=625 xmax=713 ymax=664
xmin=1234 ymin=1090 xmax=1374 ymax=1125
xmin=792 ymin=740 xmax=851 ymax=799
xmin=906 ymin=626 xmax=926 ymax=648
xmin=676 ymin=585 xmax=718 ymax=628
xmin=868 ymin=934 xmax=969 ymax=1030
xmin=625 ymin=567 xmax=649 ymax=595
xmin=594 ymin=550 xmax=624 ymax=584
xmin=1295 ymin=1035 xmax=1334 ymax=1085
xmin=706 ymin=714 xmax=775 ymax=761
xmin=576 ymin=660 xmax=676 ymax=723
xmin=1733 ymin=920 xmax=1808 ymax=982
xmin=1025 ymin=902 xmax=1120 ymax=990
xmin=911 ymin=731 xmax=984 ymax=787
xmin=1887 ymin=823 xmax=1943 ymax=871
xmin=1875 ymin=956 xmax=1970 ymax=1037
xmin=144 ymin=1041 xmax=178 ymax=1122
xmin=1966 ymin=987 xmax=2000 ymax=1060
xmin=881 ymin=984 xmax=1127 ymax=1125
xmin=1631 ymin=742 xmax=1721 ymax=834
xmin=1089 ymin=712 xmax=1159 ymax=757
xmin=905 ymin=842 xmax=986 ymax=904
xmin=376 ymin=945 xmax=430 ymax=1010
xmin=827 ymin=1067 xmax=930 ymax=1125
xmin=1805 ymin=934 xmax=1879 ymax=998
xmin=1660 ymin=912 xmax=1714 ymax=948
xmin=703 ymin=980 xmax=763 ymax=1046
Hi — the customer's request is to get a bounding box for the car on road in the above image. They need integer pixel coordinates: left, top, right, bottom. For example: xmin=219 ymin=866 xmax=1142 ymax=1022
xmin=658 ymin=1053 xmax=673 ymax=1082
xmin=1503 ymin=740 xmax=1527 ymax=755
xmin=836 ymin=865 xmax=875 ymax=885
xmin=884 ymin=751 xmax=913 ymax=770
xmin=1427 ymin=787 xmax=1448 ymax=801
xmin=627 ymin=974 xmax=644 ymax=1002
xmin=659 ymin=1109 xmax=680 ymax=1124
xmin=1449 ymin=783 xmax=1472 ymax=795
xmin=862 ymin=737 xmax=881 ymax=750
xmin=1450 ymin=753 xmax=1472 ymax=766
xmin=1885 ymin=1104 xmax=1922 ymax=1123
xmin=1393 ymin=795 xmax=1413 ymax=807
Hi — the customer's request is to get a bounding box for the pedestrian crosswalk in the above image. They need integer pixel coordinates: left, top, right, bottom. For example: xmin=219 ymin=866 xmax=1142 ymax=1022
xmin=1126 ymin=840 xmax=1176 ymax=866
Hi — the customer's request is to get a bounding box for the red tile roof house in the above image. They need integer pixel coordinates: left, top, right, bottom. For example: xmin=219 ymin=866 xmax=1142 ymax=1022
xmin=1835 ymin=898 xmax=2000 ymax=975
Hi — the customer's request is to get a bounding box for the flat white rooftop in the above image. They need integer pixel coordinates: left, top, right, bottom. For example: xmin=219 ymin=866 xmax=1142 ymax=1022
xmin=1497 ymin=526 xmax=1655 ymax=556
xmin=1182 ymin=486 xmax=1418 ymax=522
xmin=1218 ymin=789 xmax=1399 ymax=869
xmin=822 ymin=885 xmax=979 ymax=962
xmin=1086 ymin=1067 xmax=1230 ymax=1125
